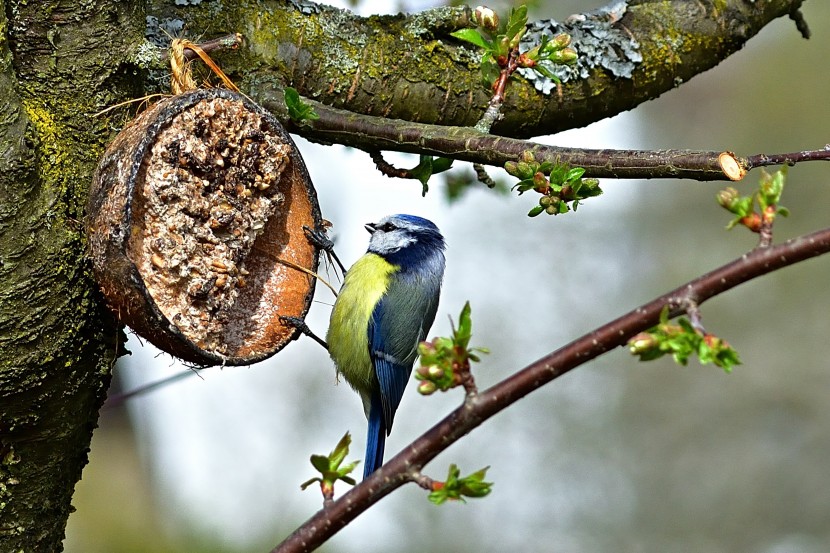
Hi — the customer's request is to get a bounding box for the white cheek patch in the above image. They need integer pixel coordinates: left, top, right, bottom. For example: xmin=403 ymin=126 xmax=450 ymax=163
xmin=370 ymin=230 xmax=416 ymax=254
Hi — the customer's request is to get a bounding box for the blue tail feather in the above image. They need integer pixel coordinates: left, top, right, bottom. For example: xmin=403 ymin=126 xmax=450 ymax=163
xmin=364 ymin=390 xmax=386 ymax=479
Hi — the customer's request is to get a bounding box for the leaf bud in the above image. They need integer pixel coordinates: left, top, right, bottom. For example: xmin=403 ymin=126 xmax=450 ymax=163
xmin=740 ymin=213 xmax=762 ymax=232
xmin=702 ymin=334 xmax=723 ymax=349
xmin=520 ymin=150 xmax=536 ymax=164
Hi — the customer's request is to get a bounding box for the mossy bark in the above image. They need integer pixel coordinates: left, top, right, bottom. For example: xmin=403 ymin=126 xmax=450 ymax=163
xmin=153 ymin=0 xmax=805 ymax=138
xmin=0 ymin=1 xmax=141 ymax=550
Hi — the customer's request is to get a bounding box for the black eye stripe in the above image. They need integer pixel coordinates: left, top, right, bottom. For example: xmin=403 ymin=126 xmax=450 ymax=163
xmin=380 ymin=223 xmax=396 ymax=232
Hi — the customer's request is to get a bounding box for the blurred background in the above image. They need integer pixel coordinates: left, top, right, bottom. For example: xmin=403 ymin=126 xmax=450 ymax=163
xmin=65 ymin=1 xmax=830 ymax=552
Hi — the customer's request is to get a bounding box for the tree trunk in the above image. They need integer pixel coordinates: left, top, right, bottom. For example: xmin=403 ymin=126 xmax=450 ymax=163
xmin=0 ymin=1 xmax=140 ymax=550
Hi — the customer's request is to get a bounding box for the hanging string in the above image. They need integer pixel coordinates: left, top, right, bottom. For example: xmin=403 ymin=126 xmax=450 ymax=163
xmin=170 ymin=38 xmax=240 ymax=94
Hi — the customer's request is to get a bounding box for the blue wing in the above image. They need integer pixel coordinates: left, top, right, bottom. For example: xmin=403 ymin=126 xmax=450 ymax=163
xmin=363 ymin=269 xmax=441 ymax=476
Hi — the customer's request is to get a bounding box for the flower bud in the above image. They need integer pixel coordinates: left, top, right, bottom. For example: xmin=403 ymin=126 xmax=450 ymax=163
xmin=628 ymin=332 xmax=658 ymax=354
xmin=555 ymin=47 xmax=578 ymax=64
xmin=516 ymin=161 xmax=534 ymax=179
xmin=716 ymin=187 xmax=740 ymax=210
xmin=520 ymin=150 xmax=536 ymax=164
xmin=428 ymin=365 xmax=445 ymax=379
xmin=418 ymin=381 xmax=437 ymax=395
xmin=552 ymin=33 xmax=572 ymax=49
xmin=473 ymin=6 xmax=499 ymax=31
xmin=532 ymin=171 xmax=548 ymax=191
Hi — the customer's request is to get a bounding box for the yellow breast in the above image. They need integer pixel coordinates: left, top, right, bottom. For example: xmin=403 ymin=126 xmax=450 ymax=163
xmin=327 ymin=253 xmax=398 ymax=397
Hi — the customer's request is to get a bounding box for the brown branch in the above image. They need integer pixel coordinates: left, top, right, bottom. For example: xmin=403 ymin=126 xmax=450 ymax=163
xmin=263 ymin=90 xmax=830 ymax=182
xmin=746 ymin=148 xmax=830 ymax=170
xmin=369 ymin=150 xmax=414 ymax=179
xmin=273 ymin=224 xmax=830 ymax=553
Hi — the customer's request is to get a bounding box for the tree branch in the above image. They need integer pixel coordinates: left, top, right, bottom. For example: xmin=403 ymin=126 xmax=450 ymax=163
xmin=274 ymin=223 xmax=830 ymax=553
xmin=259 ymin=89 xmax=829 ymax=181
xmin=158 ymin=0 xmax=806 ymax=138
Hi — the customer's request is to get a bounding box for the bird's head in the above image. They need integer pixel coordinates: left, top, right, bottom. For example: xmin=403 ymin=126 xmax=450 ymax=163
xmin=365 ymin=214 xmax=445 ymax=265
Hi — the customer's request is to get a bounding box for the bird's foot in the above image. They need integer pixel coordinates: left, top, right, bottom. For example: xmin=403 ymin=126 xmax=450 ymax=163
xmin=280 ymin=315 xmax=329 ymax=350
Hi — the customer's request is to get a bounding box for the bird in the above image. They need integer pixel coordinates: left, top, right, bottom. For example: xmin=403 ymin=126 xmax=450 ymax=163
xmin=327 ymin=214 xmax=446 ymax=478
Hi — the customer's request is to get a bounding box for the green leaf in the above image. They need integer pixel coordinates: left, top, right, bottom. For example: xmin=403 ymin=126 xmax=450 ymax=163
xmin=407 ymin=156 xmax=454 ymax=196
xmin=303 ymin=432 xmax=359 ymax=495
xmin=427 ymin=464 xmax=493 ymax=505
xmin=450 ymin=28 xmax=493 ymax=51
xmin=300 ymin=477 xmax=320 ymax=490
xmin=284 ymin=87 xmax=319 ymax=123
xmin=456 ymin=302 xmax=473 ymax=350
xmin=330 ymin=432 xmax=352 ymax=466
xmin=284 ymin=86 xmax=300 ymax=108
xmin=431 ymin=156 xmax=454 ymax=174
xmin=416 ymin=301 xmax=487 ymax=393
xmin=565 ymin=167 xmax=586 ymax=182
xmin=480 ymin=57 xmax=501 ymax=87
xmin=504 ymin=6 xmax=528 ymax=40
xmin=528 ymin=205 xmax=544 ymax=217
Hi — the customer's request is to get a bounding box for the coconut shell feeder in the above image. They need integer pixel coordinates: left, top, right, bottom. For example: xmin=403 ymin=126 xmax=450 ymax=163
xmin=88 ymin=88 xmax=321 ymax=366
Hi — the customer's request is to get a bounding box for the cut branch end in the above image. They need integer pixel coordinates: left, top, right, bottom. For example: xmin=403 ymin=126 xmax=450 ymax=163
xmin=719 ymin=152 xmax=746 ymax=181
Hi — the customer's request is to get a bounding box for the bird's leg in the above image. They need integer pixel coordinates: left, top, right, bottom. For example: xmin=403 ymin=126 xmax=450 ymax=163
xmin=303 ymin=225 xmax=347 ymax=276
xmin=280 ymin=316 xmax=329 ymax=350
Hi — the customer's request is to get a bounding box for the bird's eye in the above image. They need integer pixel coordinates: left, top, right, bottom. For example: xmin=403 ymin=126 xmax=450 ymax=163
xmin=379 ymin=222 xmax=396 ymax=232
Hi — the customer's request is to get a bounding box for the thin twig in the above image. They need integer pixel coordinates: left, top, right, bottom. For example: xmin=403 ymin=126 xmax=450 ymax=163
xmin=745 ymin=148 xmax=830 ymax=170
xmin=273 ymin=223 xmax=830 ymax=553
xmin=789 ymin=8 xmax=811 ymax=39
xmin=105 ymin=369 xmax=201 ymax=409
xmin=472 ymin=163 xmax=497 ymax=188
xmin=410 ymin=470 xmax=437 ymax=491
xmin=757 ymin=207 xmax=776 ymax=249
xmin=369 ymin=150 xmax=413 ymax=178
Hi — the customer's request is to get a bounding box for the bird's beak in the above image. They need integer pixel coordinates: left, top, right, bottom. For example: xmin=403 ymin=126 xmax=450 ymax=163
xmin=364 ymin=222 xmax=377 ymax=234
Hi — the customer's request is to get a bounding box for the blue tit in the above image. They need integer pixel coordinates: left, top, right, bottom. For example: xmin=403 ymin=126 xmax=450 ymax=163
xmin=327 ymin=214 xmax=446 ymax=478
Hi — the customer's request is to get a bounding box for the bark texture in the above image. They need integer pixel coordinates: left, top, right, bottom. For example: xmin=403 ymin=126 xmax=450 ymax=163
xmin=154 ymin=0 xmax=806 ymax=138
xmin=0 ymin=1 xmax=141 ymax=550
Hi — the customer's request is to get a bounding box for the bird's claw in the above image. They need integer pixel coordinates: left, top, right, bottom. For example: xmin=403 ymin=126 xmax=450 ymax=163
xmin=303 ymin=225 xmax=347 ymax=275
xmin=280 ymin=315 xmax=329 ymax=350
